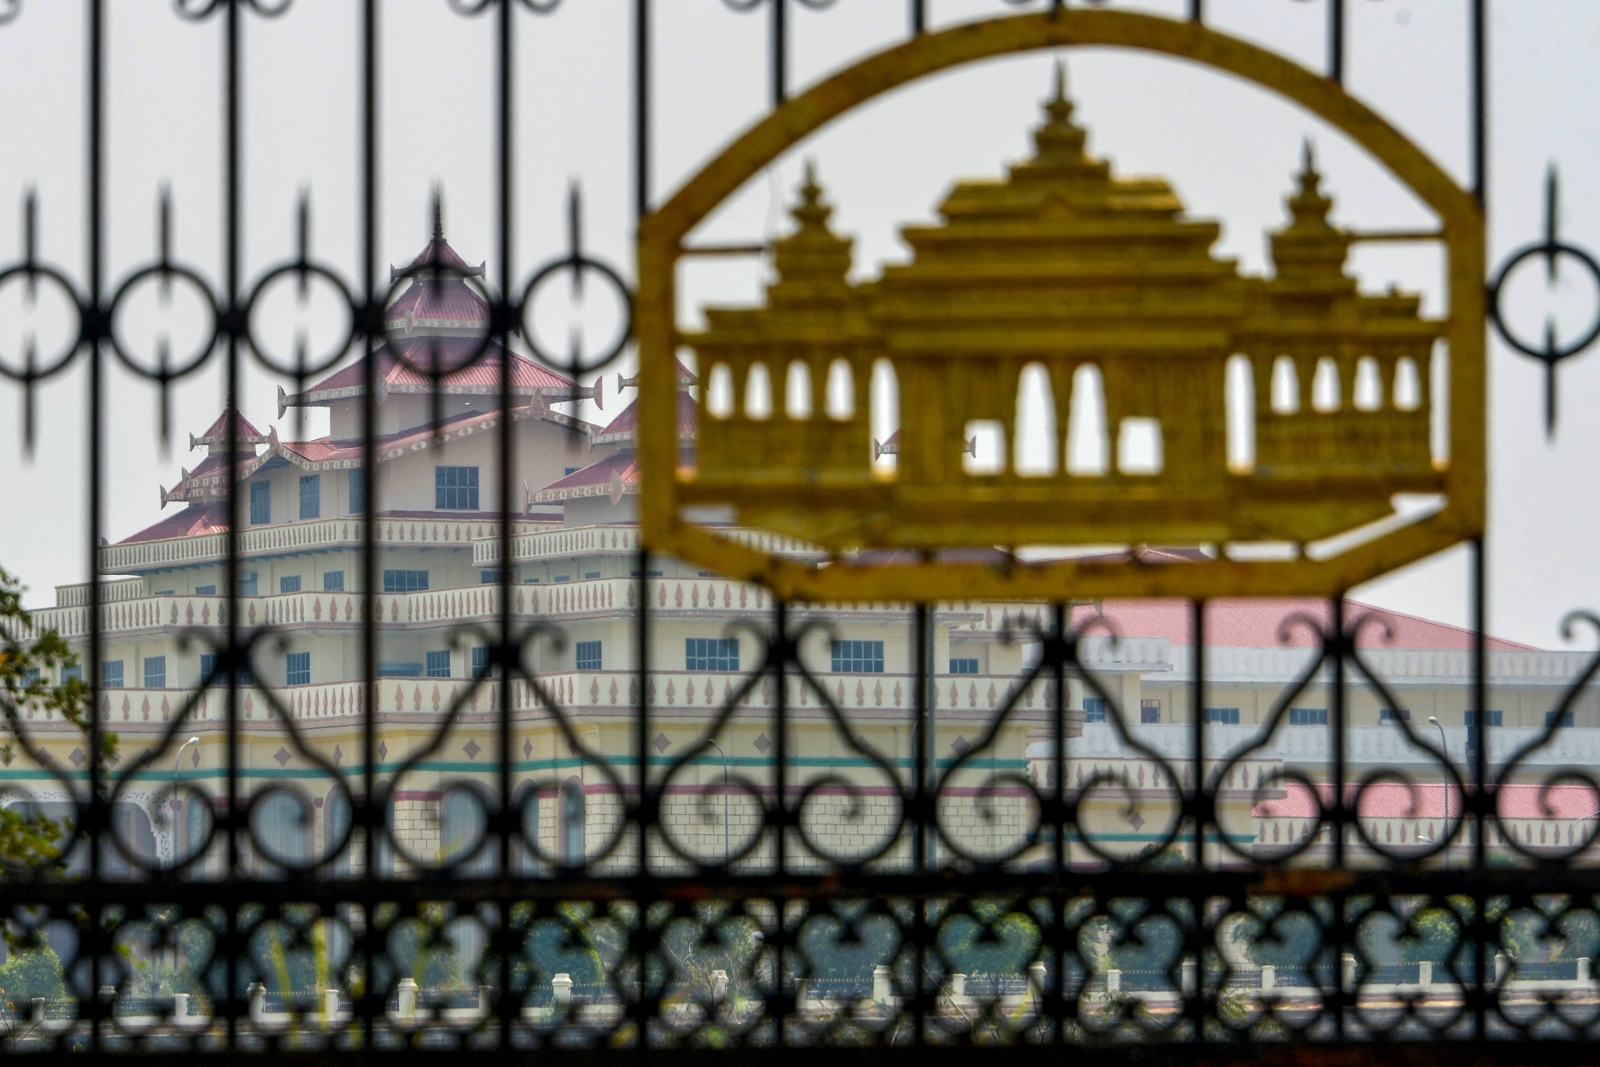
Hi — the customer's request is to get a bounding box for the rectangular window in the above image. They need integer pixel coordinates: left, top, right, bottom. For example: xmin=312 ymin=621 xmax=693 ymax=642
xmin=480 ymin=570 xmax=501 ymax=584
xmin=1465 ymin=710 xmax=1503 ymax=727
xmin=1140 ymin=698 xmax=1161 ymax=724
xmin=143 ymin=656 xmax=166 ymax=689
xmin=1204 ymin=707 xmax=1240 ymax=724
xmin=831 ymin=639 xmax=884 ymax=674
xmin=686 ymin=638 xmax=739 ymax=672
xmin=375 ymin=662 xmax=422 ymax=678
xmin=195 ymin=584 xmax=216 ymax=595
xmin=198 ymin=653 xmax=253 ymax=687
xmin=425 ymin=651 xmax=451 ymax=678
xmin=1379 ymin=708 xmax=1411 ymax=722
xmin=585 ymin=571 xmax=601 ymax=580
xmin=949 ymin=658 xmax=979 ymax=675
xmin=238 ymin=572 xmax=258 ymax=597
xmin=553 ymin=575 xmax=571 ymax=583
xmin=472 ymin=647 xmax=491 ymax=679
xmin=348 ymin=468 xmax=365 ymax=513
xmin=435 ymin=465 xmax=480 ymax=510
xmin=101 ymin=660 xmax=124 ymax=688
xmin=1547 ymin=710 xmax=1575 ymax=728
xmin=575 ymin=641 xmax=603 ymax=672
xmin=382 ymin=570 xmax=429 ymax=593
xmin=1083 ymin=697 xmax=1106 ymax=723
xmin=323 ymin=571 xmax=344 ymax=592
xmin=61 ymin=665 xmax=82 ymax=684
xmin=286 ymin=652 xmax=310 ymax=686
xmin=20 ymin=668 xmax=39 ymax=688
xmin=249 ymin=481 xmax=270 ymax=525
xmin=299 ymin=474 xmax=320 ymax=519
xmin=279 ymin=575 xmax=301 ymax=594
xmin=1289 ymin=707 xmax=1328 ymax=726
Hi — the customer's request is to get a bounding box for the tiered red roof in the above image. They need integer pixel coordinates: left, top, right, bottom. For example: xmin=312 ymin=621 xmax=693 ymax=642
xmin=528 ymin=450 xmax=639 ymax=504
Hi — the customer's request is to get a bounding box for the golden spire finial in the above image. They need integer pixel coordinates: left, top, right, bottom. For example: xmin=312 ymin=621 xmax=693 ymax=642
xmin=1286 ymin=138 xmax=1335 ymax=231
xmin=790 ymin=158 xmax=832 ymax=230
xmin=1030 ymin=59 xmax=1089 ymax=167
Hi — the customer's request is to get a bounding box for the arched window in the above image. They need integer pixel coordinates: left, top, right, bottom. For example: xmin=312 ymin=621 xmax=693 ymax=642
xmin=514 ymin=787 xmax=540 ymax=876
xmin=560 ymin=778 xmax=585 ymax=866
xmin=254 ymin=792 xmax=310 ymax=871
xmin=442 ymin=788 xmax=491 ymax=875
xmin=183 ymin=794 xmax=210 ymax=871
xmin=324 ymin=789 xmax=351 ymax=877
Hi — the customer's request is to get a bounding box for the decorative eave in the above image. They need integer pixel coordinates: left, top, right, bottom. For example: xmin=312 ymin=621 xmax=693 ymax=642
xmin=278 ymin=378 xmax=601 ymax=416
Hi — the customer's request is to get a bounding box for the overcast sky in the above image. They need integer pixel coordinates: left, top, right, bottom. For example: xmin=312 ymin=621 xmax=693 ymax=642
xmin=0 ymin=0 xmax=1596 ymax=649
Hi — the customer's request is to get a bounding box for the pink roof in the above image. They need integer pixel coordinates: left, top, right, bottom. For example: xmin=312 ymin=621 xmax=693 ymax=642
xmin=1257 ymin=781 xmax=1600 ymax=821
xmin=530 ymin=450 xmax=640 ymax=503
xmin=594 ymin=392 xmax=697 ymax=442
xmin=119 ymin=503 xmax=229 ymax=544
xmin=194 ymin=408 xmax=266 ymax=444
xmin=1071 ymin=598 xmax=1532 ymax=652
xmin=299 ymin=342 xmax=574 ymax=401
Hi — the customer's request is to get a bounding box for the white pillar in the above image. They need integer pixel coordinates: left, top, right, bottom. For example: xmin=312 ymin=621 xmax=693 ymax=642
xmin=1181 ymin=958 xmax=1197 ymax=997
xmin=1260 ymin=965 xmax=1275 ymax=992
xmin=172 ymin=993 xmax=189 ymax=1023
xmin=1029 ymin=961 xmax=1047 ymax=997
xmin=396 ymin=977 xmax=418 ymax=1022
xmin=1341 ymin=954 xmax=1357 ymax=992
xmin=1106 ymin=969 xmax=1121 ymax=993
xmin=247 ymin=982 xmax=266 ymax=1025
xmin=711 ymin=970 xmax=728 ymax=1001
xmin=323 ymin=986 xmax=340 ymax=1024
xmin=873 ymin=964 xmax=892 ymax=1004
xmin=1494 ymin=953 xmax=1508 ymax=986
xmin=552 ymin=972 xmax=573 ymax=1007
xmin=950 ymin=973 xmax=966 ymax=999
xmin=1418 ymin=961 xmax=1433 ymax=989
xmin=1579 ymin=957 xmax=1591 ymax=984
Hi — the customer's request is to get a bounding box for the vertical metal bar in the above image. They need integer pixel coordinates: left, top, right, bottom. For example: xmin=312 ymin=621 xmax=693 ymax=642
xmin=912 ymin=606 xmax=928 ymax=874
xmin=925 ymin=603 xmax=937 ymax=869
xmin=772 ymin=598 xmax=789 ymax=1040
xmin=222 ymin=0 xmax=244 ymax=1047
xmin=1330 ymin=595 xmax=1346 ymax=1039
xmin=634 ymin=0 xmax=650 ymax=220
xmin=84 ymin=0 xmax=105 ymax=1048
xmin=1190 ymin=600 xmax=1205 ymax=868
xmin=1328 ymin=0 xmax=1345 ymax=84
xmin=359 ymin=0 xmax=380 ymax=1046
xmin=1472 ymin=537 xmax=1488 ymax=1039
xmin=771 ymin=0 xmax=786 ymax=108
xmin=1050 ymin=603 xmax=1067 ymax=1045
xmin=1471 ymin=0 xmax=1487 ymax=205
xmin=1188 ymin=0 xmax=1204 ymax=23
xmin=494 ymin=0 xmax=515 ymax=1049
xmin=909 ymin=0 xmax=925 ymax=35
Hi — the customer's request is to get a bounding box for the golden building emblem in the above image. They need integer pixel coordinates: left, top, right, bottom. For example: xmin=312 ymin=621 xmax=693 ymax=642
xmin=636 ymin=12 xmax=1483 ymax=601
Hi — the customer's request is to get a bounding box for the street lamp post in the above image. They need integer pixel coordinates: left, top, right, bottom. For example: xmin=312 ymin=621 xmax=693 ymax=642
xmin=708 ymin=739 xmax=730 ymax=865
xmin=1428 ymin=717 xmax=1448 ymax=870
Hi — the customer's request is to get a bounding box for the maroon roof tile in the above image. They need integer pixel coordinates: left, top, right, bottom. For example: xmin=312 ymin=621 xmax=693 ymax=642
xmin=118 ymin=503 xmax=230 ymax=544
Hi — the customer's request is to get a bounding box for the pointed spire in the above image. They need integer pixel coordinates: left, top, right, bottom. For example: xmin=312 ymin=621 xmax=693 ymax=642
xmin=1284 ymin=138 xmax=1336 ymax=234
xmin=432 ymin=186 xmax=444 ymax=241
xmin=767 ymin=160 xmax=854 ymax=303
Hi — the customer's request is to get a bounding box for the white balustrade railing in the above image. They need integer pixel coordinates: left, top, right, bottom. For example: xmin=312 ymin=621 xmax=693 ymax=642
xmin=475 ymin=523 xmax=822 ymax=565
xmin=96 ymin=516 xmax=554 ymax=573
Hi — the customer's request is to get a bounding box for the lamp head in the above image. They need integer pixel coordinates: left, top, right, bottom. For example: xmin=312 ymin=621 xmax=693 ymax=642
xmin=1428 ymin=717 xmax=1439 ymax=725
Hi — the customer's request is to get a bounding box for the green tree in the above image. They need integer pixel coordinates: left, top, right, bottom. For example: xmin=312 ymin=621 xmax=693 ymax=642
xmin=0 ymin=564 xmax=117 ymax=874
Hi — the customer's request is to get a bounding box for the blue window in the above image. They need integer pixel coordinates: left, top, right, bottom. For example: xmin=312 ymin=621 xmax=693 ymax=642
xmin=279 ymin=575 xmax=301 ymax=594
xmin=61 ymin=665 xmax=82 ymax=684
xmin=575 ymin=641 xmax=602 ymax=672
xmin=1465 ymin=710 xmax=1503 ymax=727
xmin=323 ymin=571 xmax=344 ymax=592
xmin=195 ymin=584 xmax=217 ymax=595
xmin=686 ymin=638 xmax=739 ymax=672
xmin=472 ymin=647 xmax=491 ymax=679
xmin=480 ymin=570 xmax=501 ymax=584
xmin=435 ymin=466 xmax=480 ymax=510
xmin=585 ymin=571 xmax=600 ymax=580
xmin=299 ymin=474 xmax=320 ymax=519
xmin=1379 ymin=708 xmax=1411 ymax=722
xmin=101 ymin=661 xmax=124 ymax=687
xmin=286 ymin=652 xmax=310 ymax=686
xmin=201 ymin=653 xmax=253 ymax=687
xmin=1140 ymin=699 xmax=1161 ymax=724
xmin=20 ymin=668 xmax=39 ymax=688
xmin=1083 ymin=697 xmax=1107 ymax=723
xmin=249 ymin=481 xmax=270 ymax=525
xmin=1547 ymin=710 xmax=1575 ymax=728
xmin=376 ymin=663 xmax=422 ymax=678
xmin=426 ymin=651 xmax=451 ymax=678
xmin=348 ymin=468 xmax=365 ymax=513
xmin=143 ymin=656 xmax=166 ymax=689
xmin=949 ymin=658 xmax=979 ymax=674
xmin=238 ymin=572 xmax=258 ymax=597
xmin=383 ymin=570 xmax=428 ymax=593
xmin=830 ymin=640 xmax=883 ymax=674
xmin=1204 ymin=707 xmax=1240 ymax=724
xmin=1289 ymin=707 xmax=1328 ymax=726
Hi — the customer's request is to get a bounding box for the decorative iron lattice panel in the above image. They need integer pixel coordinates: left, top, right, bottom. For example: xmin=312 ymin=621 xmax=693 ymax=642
xmin=0 ymin=2 xmax=1599 ymax=1064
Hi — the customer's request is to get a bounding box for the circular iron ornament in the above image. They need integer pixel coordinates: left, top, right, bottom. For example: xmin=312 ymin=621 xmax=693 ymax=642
xmin=448 ymin=0 xmax=564 ymax=13
xmin=723 ymin=0 xmax=839 ymax=10
xmin=0 ymin=0 xmax=19 ymax=26
xmin=1487 ymin=241 xmax=1600 ymax=433
xmin=242 ymin=259 xmax=359 ymax=380
xmin=0 ymin=261 xmax=85 ymax=383
xmin=174 ymin=0 xmax=293 ymax=20
xmin=518 ymin=249 xmax=635 ymax=379
xmin=104 ymin=261 xmax=222 ymax=385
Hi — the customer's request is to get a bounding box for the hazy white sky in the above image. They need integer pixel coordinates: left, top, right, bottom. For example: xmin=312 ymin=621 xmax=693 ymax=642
xmin=0 ymin=0 xmax=1597 ymax=649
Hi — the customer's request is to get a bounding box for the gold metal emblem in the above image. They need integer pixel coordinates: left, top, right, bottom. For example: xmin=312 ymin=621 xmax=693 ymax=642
xmin=637 ymin=11 xmax=1483 ymax=602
